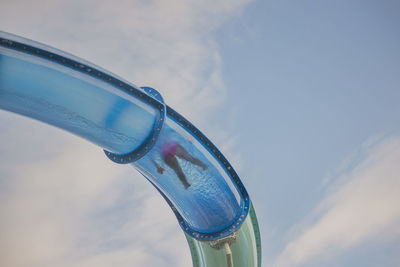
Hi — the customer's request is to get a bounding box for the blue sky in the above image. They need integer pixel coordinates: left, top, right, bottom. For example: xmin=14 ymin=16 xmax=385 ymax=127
xmin=1 ymin=1 xmax=400 ymax=266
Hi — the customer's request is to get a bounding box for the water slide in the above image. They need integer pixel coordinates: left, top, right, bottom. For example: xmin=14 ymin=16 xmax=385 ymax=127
xmin=0 ymin=31 xmax=261 ymax=267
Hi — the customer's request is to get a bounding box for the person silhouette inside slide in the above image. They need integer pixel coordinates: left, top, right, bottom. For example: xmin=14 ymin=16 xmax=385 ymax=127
xmin=152 ymin=141 xmax=207 ymax=189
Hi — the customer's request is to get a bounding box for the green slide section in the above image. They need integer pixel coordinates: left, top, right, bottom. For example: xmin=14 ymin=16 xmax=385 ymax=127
xmin=186 ymin=202 xmax=261 ymax=267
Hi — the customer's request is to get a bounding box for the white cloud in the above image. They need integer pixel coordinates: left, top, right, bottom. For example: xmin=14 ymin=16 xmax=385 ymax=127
xmin=0 ymin=112 xmax=190 ymax=267
xmin=274 ymin=135 xmax=400 ymax=266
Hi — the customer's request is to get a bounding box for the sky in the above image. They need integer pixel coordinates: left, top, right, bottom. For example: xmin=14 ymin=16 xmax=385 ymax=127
xmin=1 ymin=1 xmax=400 ymax=266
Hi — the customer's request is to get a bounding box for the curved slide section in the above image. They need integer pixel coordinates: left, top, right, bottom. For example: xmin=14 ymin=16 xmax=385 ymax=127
xmin=0 ymin=31 xmax=261 ymax=267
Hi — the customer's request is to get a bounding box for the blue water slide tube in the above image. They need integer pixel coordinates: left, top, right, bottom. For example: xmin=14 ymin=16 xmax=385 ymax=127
xmin=0 ymin=31 xmax=261 ymax=267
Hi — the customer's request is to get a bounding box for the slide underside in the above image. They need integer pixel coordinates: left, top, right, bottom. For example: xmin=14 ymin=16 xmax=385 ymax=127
xmin=0 ymin=31 xmax=261 ymax=267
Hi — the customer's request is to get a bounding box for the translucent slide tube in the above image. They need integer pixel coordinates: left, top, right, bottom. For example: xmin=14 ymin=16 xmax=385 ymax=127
xmin=0 ymin=31 xmax=261 ymax=267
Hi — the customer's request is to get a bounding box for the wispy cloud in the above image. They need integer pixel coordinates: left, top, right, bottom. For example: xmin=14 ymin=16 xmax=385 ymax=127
xmin=0 ymin=112 xmax=190 ymax=266
xmin=274 ymin=135 xmax=400 ymax=266
xmin=0 ymin=0 xmax=251 ymax=266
